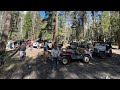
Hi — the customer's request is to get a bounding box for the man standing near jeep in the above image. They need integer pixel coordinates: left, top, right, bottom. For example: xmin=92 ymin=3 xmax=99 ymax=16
xmin=51 ymin=44 xmax=60 ymax=71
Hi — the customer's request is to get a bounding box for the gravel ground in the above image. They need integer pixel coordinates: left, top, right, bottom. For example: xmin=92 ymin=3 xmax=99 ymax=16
xmin=0 ymin=46 xmax=120 ymax=79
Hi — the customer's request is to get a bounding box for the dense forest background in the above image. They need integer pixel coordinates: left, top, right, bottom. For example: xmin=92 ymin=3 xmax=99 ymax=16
xmin=0 ymin=11 xmax=120 ymax=53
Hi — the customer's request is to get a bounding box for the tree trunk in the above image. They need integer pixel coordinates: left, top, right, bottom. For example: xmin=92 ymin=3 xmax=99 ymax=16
xmin=64 ymin=11 xmax=68 ymax=43
xmin=91 ymin=11 xmax=95 ymax=41
xmin=118 ymin=11 xmax=120 ymax=49
xmin=118 ymin=29 xmax=120 ymax=48
xmin=52 ymin=11 xmax=58 ymax=47
xmin=36 ymin=11 xmax=40 ymax=39
xmin=32 ymin=11 xmax=36 ymax=40
xmin=0 ymin=11 xmax=12 ymax=53
xmin=64 ymin=24 xmax=67 ymax=42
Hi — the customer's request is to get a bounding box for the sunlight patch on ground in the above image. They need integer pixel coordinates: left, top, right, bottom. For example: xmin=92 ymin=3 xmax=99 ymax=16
xmin=10 ymin=69 xmax=23 ymax=79
xmin=102 ymin=62 xmax=110 ymax=66
xmin=89 ymin=62 xmax=95 ymax=65
xmin=28 ymin=59 xmax=36 ymax=64
xmin=84 ymin=74 xmax=94 ymax=79
xmin=94 ymin=72 xmax=111 ymax=79
xmin=49 ymin=71 xmax=56 ymax=78
xmin=69 ymin=73 xmax=79 ymax=79
xmin=65 ymin=72 xmax=79 ymax=79
xmin=78 ymin=62 xmax=84 ymax=66
xmin=5 ymin=63 xmax=15 ymax=71
xmin=112 ymin=49 xmax=120 ymax=55
xmin=26 ymin=48 xmax=43 ymax=59
xmin=23 ymin=71 xmax=38 ymax=79
xmin=59 ymin=67 xmax=68 ymax=72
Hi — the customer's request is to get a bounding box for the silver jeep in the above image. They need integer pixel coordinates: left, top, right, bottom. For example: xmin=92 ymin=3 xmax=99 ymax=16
xmin=92 ymin=42 xmax=112 ymax=58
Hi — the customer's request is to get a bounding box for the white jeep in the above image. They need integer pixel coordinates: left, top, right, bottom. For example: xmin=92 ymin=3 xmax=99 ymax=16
xmin=92 ymin=42 xmax=112 ymax=58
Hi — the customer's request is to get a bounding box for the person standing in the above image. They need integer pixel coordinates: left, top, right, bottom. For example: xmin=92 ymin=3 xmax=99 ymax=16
xmin=43 ymin=40 xmax=49 ymax=63
xmin=7 ymin=40 xmax=11 ymax=49
xmin=51 ymin=44 xmax=60 ymax=71
xmin=30 ymin=39 xmax=33 ymax=51
xmin=19 ymin=41 xmax=26 ymax=60
xmin=10 ymin=40 xmax=13 ymax=49
xmin=0 ymin=41 xmax=6 ymax=65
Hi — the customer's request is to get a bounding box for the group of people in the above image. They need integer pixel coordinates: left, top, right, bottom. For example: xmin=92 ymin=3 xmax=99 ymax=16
xmin=18 ymin=39 xmax=61 ymax=71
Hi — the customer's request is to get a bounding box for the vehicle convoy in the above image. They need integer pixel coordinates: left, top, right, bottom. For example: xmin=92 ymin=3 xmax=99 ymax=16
xmin=59 ymin=45 xmax=93 ymax=65
xmin=92 ymin=42 xmax=112 ymax=58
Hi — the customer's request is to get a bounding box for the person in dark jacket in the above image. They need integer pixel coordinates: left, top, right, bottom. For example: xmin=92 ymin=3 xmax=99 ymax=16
xmin=43 ymin=40 xmax=49 ymax=63
xmin=19 ymin=41 xmax=26 ymax=60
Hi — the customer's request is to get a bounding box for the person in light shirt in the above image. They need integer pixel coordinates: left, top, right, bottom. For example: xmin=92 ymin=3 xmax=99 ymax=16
xmin=51 ymin=44 xmax=61 ymax=71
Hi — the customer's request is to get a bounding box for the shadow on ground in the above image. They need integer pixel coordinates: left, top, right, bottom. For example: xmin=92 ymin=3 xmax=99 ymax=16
xmin=1 ymin=49 xmax=120 ymax=79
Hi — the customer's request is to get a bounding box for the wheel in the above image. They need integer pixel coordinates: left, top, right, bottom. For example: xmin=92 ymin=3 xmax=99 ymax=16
xmin=83 ymin=55 xmax=90 ymax=63
xmin=62 ymin=57 xmax=69 ymax=65
xmin=99 ymin=52 xmax=106 ymax=59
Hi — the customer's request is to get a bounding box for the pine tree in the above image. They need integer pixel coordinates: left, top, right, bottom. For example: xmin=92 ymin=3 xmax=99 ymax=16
xmin=22 ymin=11 xmax=32 ymax=40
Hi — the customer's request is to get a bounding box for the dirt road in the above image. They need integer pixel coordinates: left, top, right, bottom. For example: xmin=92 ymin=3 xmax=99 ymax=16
xmin=0 ymin=46 xmax=120 ymax=79
xmin=26 ymin=48 xmax=44 ymax=59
